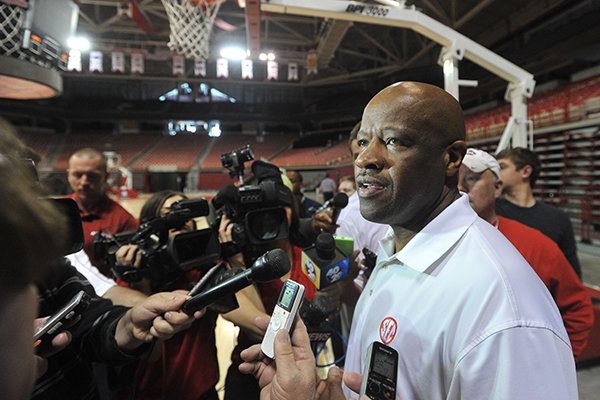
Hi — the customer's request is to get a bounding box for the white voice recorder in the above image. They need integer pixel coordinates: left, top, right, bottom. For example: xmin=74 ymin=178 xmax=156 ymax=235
xmin=261 ymin=279 xmax=305 ymax=359
xmin=360 ymin=341 xmax=398 ymax=400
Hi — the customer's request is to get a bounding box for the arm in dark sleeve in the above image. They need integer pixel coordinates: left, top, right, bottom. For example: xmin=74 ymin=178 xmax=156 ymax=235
xmin=290 ymin=217 xmax=319 ymax=248
xmin=38 ymin=258 xmax=149 ymax=365
xmin=558 ymin=214 xmax=582 ymax=279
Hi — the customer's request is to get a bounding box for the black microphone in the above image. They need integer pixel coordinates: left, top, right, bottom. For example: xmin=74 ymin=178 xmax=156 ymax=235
xmin=182 ymin=248 xmax=291 ymax=314
xmin=330 ymin=192 xmax=348 ymax=224
xmin=301 ymin=232 xmax=350 ymax=290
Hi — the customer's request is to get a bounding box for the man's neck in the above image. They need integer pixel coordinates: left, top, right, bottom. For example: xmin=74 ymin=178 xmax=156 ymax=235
xmin=76 ymin=195 xmax=105 ymax=214
xmin=503 ymin=183 xmax=535 ymax=207
xmin=392 ymin=189 xmax=461 ymax=252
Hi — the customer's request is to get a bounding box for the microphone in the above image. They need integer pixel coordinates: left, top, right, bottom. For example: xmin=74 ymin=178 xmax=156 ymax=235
xmin=330 ymin=192 xmax=348 ymax=224
xmin=300 ymin=295 xmax=336 ymax=343
xmin=301 ymin=232 xmax=350 ymax=290
xmin=182 ymin=248 xmax=291 ymax=314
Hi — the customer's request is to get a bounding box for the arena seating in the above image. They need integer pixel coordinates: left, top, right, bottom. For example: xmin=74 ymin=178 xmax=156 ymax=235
xmin=132 ymin=134 xmax=209 ymax=170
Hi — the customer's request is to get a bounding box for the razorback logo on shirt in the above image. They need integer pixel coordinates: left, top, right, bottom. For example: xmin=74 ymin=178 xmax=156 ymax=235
xmin=379 ymin=316 xmax=397 ymax=344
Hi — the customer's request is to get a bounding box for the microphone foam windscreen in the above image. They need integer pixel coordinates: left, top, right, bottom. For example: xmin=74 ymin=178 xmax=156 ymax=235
xmin=315 ymin=232 xmax=336 ymax=260
xmin=332 ymin=192 xmax=349 ymax=208
xmin=264 ymin=248 xmax=291 ymax=279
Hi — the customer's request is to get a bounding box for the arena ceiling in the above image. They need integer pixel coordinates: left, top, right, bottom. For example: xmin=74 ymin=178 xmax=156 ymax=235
xmin=3 ymin=0 xmax=600 ymax=135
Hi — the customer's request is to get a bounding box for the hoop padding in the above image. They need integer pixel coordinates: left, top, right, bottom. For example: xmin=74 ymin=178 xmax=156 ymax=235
xmin=161 ymin=0 xmax=223 ymax=59
xmin=0 ymin=3 xmax=25 ymax=57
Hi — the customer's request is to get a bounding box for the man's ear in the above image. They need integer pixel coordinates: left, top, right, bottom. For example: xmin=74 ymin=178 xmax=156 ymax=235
xmin=445 ymin=140 xmax=467 ymax=177
xmin=494 ymin=179 xmax=503 ymax=199
xmin=520 ymin=165 xmax=533 ymax=180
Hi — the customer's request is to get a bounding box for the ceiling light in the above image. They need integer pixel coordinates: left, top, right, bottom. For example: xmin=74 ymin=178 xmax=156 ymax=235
xmin=220 ymin=46 xmax=247 ymax=60
xmin=267 ymin=52 xmax=276 ymax=61
xmin=67 ymin=36 xmax=91 ymax=51
xmin=259 ymin=53 xmax=268 ymax=61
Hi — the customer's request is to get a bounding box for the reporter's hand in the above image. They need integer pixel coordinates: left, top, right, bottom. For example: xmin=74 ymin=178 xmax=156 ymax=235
xmin=218 ymin=214 xmax=234 ymax=243
xmin=311 ymin=209 xmax=337 ymax=234
xmin=115 ymin=244 xmax=142 ymax=268
xmin=115 ymin=290 xmax=204 ymax=351
xmin=33 ymin=317 xmax=72 ymax=378
xmin=239 ymin=316 xmax=316 ymax=400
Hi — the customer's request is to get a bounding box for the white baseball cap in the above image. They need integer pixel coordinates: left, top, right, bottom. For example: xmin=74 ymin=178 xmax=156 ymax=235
xmin=462 ymin=148 xmax=500 ymax=179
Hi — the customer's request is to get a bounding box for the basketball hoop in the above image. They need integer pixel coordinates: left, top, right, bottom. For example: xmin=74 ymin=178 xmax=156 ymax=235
xmin=161 ymin=0 xmax=224 ymax=59
xmin=0 ymin=1 xmax=26 ymax=57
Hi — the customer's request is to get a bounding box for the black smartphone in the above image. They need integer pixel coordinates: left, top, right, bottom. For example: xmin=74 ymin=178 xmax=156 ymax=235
xmin=34 ymin=290 xmax=91 ymax=354
xmin=360 ymin=341 xmax=398 ymax=400
xmin=362 ymin=247 xmax=378 ymax=270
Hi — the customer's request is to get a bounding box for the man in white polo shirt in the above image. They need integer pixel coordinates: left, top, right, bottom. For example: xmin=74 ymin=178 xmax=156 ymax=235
xmin=341 ymin=82 xmax=576 ymax=400
xmin=238 ymin=81 xmax=577 ymax=400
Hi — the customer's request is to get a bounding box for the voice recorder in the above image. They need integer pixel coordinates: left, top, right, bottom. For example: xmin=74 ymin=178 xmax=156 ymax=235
xmin=261 ymin=279 xmax=305 ymax=359
xmin=360 ymin=341 xmax=398 ymax=400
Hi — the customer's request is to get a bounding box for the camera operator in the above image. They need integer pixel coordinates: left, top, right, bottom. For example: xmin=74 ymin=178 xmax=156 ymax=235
xmin=0 ymin=122 xmax=203 ymax=400
xmin=114 ymin=190 xmax=221 ymax=400
xmin=208 ymin=159 xmax=317 ymax=400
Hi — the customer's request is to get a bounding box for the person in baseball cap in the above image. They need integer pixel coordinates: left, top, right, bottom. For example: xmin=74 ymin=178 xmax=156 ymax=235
xmin=461 ymin=148 xmax=500 ymax=179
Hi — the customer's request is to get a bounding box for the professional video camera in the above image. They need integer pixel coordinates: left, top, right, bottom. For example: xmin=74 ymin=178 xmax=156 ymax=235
xmin=93 ymin=198 xmax=221 ymax=286
xmin=221 ymin=144 xmax=255 ymax=183
xmin=213 ymin=159 xmax=293 ymax=249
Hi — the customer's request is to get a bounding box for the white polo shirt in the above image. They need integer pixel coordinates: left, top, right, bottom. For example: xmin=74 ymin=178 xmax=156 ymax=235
xmin=343 ymin=194 xmax=576 ymax=400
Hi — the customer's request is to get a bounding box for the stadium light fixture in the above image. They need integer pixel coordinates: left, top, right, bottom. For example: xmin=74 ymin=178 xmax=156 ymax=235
xmin=67 ymin=36 xmax=91 ymax=51
xmin=220 ymin=46 xmax=248 ymax=60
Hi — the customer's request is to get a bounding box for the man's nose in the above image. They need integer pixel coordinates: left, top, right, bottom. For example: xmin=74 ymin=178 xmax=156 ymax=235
xmin=457 ymin=177 xmax=468 ymax=193
xmin=355 ymin=141 xmax=383 ymax=170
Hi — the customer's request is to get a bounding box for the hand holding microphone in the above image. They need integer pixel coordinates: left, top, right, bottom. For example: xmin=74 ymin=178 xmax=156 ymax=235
xmin=312 ymin=192 xmax=349 ymax=234
xmin=182 ymin=248 xmax=291 ymax=314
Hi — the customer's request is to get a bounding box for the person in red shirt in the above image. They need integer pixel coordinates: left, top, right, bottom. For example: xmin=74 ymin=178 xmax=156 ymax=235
xmin=66 ymin=147 xmax=138 ymax=276
xmin=458 ymin=148 xmax=594 ymax=359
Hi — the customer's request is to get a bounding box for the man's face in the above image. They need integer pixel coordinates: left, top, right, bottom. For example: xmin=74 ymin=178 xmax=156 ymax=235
xmin=497 ymin=157 xmax=521 ymax=190
xmin=67 ymin=156 xmax=107 ymax=202
xmin=338 ymin=181 xmax=355 ymax=197
xmin=285 ymin=172 xmax=302 ymax=195
xmin=458 ymin=166 xmax=501 ymax=219
xmin=354 ymin=94 xmax=448 ymax=227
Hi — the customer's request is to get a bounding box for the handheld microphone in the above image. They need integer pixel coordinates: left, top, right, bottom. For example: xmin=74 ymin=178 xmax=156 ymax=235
xmin=329 ymin=192 xmax=348 ymax=224
xmin=182 ymin=248 xmax=291 ymax=314
xmin=301 ymin=232 xmax=349 ymax=290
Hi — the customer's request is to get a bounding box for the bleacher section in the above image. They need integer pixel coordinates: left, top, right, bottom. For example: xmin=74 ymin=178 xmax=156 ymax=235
xmin=132 ymin=135 xmax=209 ymax=171
xmin=271 ymin=141 xmax=350 ymax=168
xmin=466 ymin=75 xmax=600 ymax=141
xmin=200 ymin=133 xmax=294 ymax=170
xmin=53 ymin=133 xmax=161 ymax=170
xmin=16 ymin=128 xmax=58 ymax=164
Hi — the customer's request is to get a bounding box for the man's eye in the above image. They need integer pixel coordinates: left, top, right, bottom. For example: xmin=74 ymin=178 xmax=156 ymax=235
xmin=385 ymin=137 xmax=400 ymax=146
xmin=357 ymin=139 xmax=368 ymax=147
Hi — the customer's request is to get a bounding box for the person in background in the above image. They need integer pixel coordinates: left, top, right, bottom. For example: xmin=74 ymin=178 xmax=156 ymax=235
xmin=496 ymin=147 xmax=583 ymax=278
xmin=67 ymin=147 xmax=138 ymax=275
xmin=286 ymin=170 xmax=322 ymax=218
xmin=115 ymin=190 xmax=221 ymax=400
xmin=319 ymin=172 xmax=337 ymax=202
xmin=459 ymin=148 xmax=594 ymax=359
xmin=337 ymin=175 xmax=356 ymax=197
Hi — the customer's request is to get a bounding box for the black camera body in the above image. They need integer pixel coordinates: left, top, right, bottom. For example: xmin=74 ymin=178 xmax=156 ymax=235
xmin=94 ymin=198 xmax=220 ymax=287
xmin=214 ymin=161 xmax=293 ymax=248
xmin=221 ymin=144 xmax=255 ymax=180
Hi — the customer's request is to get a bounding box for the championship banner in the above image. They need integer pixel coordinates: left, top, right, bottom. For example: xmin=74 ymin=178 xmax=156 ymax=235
xmin=173 ymin=55 xmax=185 ymax=75
xmin=242 ymin=59 xmax=253 ymax=79
xmin=216 ymin=58 xmax=229 ymax=78
xmin=194 ymin=58 xmax=206 ymax=76
xmin=267 ymin=60 xmax=278 ymax=80
xmin=288 ymin=62 xmax=298 ymax=81
xmin=90 ymin=50 xmax=104 ymax=73
xmin=306 ymin=49 xmax=317 ymax=75
xmin=111 ymin=51 xmax=125 ymax=73
xmin=131 ymin=52 xmax=144 ymax=74
xmin=67 ymin=49 xmax=82 ymax=72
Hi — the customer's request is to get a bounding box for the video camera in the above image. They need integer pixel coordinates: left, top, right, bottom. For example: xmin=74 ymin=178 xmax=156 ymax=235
xmin=221 ymin=144 xmax=255 ymax=183
xmin=93 ymin=198 xmax=220 ymax=286
xmin=213 ymin=159 xmax=293 ymax=249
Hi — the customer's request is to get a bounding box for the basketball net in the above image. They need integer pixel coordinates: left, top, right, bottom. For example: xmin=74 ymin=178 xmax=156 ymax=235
xmin=161 ymin=0 xmax=223 ymax=59
xmin=0 ymin=2 xmax=26 ymax=57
